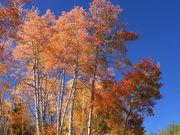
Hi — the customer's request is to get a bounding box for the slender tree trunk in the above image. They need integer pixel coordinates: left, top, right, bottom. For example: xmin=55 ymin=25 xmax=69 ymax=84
xmin=57 ymin=69 xmax=65 ymax=135
xmin=5 ymin=126 xmax=8 ymax=135
xmin=79 ymin=99 xmax=85 ymax=135
xmin=123 ymin=110 xmax=131 ymax=135
xmin=33 ymin=56 xmax=41 ymax=135
xmin=57 ymin=70 xmax=63 ymax=135
xmin=59 ymin=83 xmax=73 ymax=135
xmin=40 ymin=78 xmax=44 ymax=122
xmin=22 ymin=115 xmax=24 ymax=135
xmin=0 ymin=93 xmax=2 ymax=116
xmin=88 ymin=46 xmax=99 ymax=135
xmin=123 ymin=103 xmax=135 ymax=135
xmin=41 ymin=76 xmax=49 ymax=128
xmin=68 ymin=86 xmax=76 ymax=135
xmin=39 ymin=70 xmax=44 ymax=130
xmin=68 ymin=55 xmax=79 ymax=135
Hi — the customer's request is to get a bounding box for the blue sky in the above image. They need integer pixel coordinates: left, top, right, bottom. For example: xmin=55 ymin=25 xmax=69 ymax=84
xmin=33 ymin=0 xmax=180 ymax=133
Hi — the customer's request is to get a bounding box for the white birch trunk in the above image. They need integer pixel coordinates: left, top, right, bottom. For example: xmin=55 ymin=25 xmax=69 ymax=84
xmin=68 ymin=73 xmax=77 ymax=135
xmin=68 ymin=54 xmax=79 ymax=135
xmin=59 ymin=83 xmax=73 ymax=135
xmin=57 ymin=69 xmax=65 ymax=135
xmin=88 ymin=46 xmax=99 ymax=135
xmin=33 ymin=56 xmax=41 ymax=135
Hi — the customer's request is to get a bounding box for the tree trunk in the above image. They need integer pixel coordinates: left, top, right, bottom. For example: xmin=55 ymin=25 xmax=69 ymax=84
xmin=59 ymin=81 xmax=74 ymax=135
xmin=0 ymin=93 xmax=2 ymax=116
xmin=21 ymin=115 xmax=24 ymax=135
xmin=57 ymin=69 xmax=65 ymax=135
xmin=41 ymin=75 xmax=49 ymax=128
xmin=39 ymin=74 xmax=44 ymax=128
xmin=33 ymin=56 xmax=41 ymax=135
xmin=68 ymin=55 xmax=79 ymax=135
xmin=79 ymin=99 xmax=85 ymax=135
xmin=68 ymin=86 xmax=76 ymax=135
xmin=88 ymin=46 xmax=99 ymax=135
xmin=123 ymin=103 xmax=135 ymax=135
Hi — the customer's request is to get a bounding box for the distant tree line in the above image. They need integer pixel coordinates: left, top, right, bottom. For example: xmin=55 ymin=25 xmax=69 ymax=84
xmin=148 ymin=123 xmax=180 ymax=135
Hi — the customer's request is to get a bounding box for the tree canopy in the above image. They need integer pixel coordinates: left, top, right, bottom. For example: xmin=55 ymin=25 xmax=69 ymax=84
xmin=0 ymin=0 xmax=163 ymax=135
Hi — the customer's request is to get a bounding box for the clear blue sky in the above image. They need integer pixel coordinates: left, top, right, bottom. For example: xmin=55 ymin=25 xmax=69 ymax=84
xmin=33 ymin=0 xmax=180 ymax=133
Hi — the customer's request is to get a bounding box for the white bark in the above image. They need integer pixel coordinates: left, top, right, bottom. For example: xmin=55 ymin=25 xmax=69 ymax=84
xmin=59 ymin=83 xmax=73 ymax=134
xmin=57 ymin=69 xmax=65 ymax=135
xmin=88 ymin=46 xmax=99 ymax=135
xmin=33 ymin=56 xmax=41 ymax=135
xmin=68 ymin=55 xmax=79 ymax=135
xmin=68 ymin=72 xmax=78 ymax=135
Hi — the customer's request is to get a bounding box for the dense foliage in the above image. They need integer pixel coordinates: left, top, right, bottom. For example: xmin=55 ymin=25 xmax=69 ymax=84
xmin=0 ymin=0 xmax=163 ymax=135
